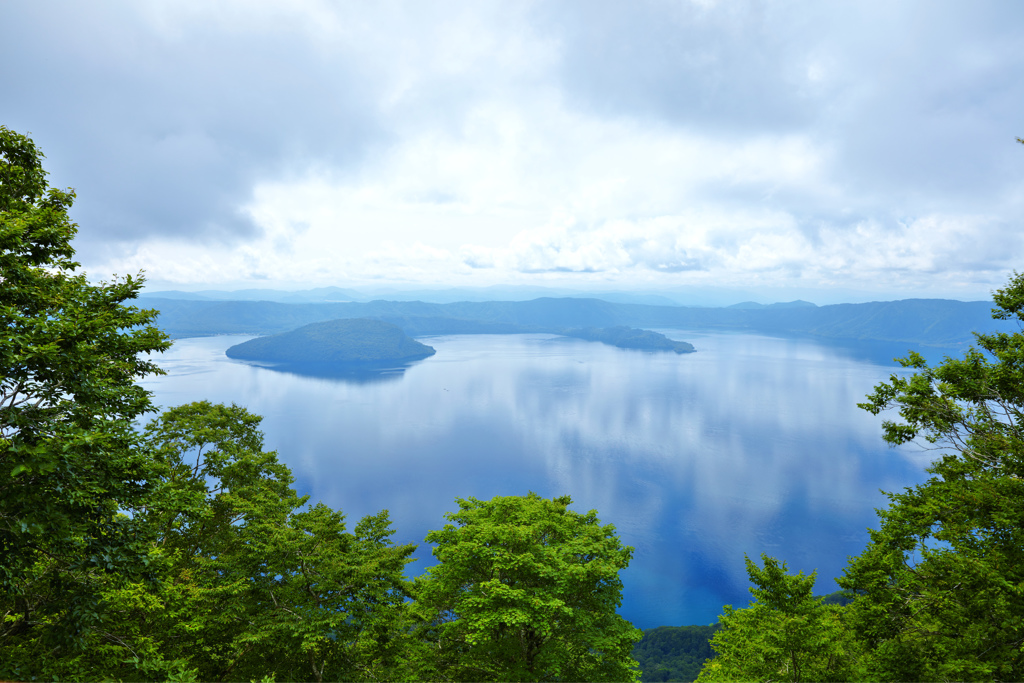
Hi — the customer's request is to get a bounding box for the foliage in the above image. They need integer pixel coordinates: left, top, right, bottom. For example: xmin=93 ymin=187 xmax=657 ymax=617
xmin=836 ymin=271 xmax=1024 ymax=680
xmin=633 ymin=625 xmax=717 ymax=682
xmin=818 ymin=589 xmax=855 ymax=607
xmin=633 ymin=596 xmax=850 ymax=682
xmin=0 ymin=126 xmax=170 ymax=672
xmin=696 ymin=555 xmax=858 ymax=682
xmin=45 ymin=402 xmax=417 ymax=682
xmin=414 ymin=492 xmax=642 ymax=682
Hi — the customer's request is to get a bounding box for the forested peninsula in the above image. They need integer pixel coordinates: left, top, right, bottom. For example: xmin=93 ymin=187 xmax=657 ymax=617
xmin=225 ymin=318 xmax=436 ymax=367
xmin=227 ymin=317 xmax=694 ymax=363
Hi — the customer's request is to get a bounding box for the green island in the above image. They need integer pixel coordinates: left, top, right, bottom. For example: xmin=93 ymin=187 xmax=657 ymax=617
xmin=220 ymin=317 xmax=692 ymax=370
xmin=225 ymin=318 xmax=436 ymax=367
xmin=225 ymin=318 xmax=693 ymax=370
xmin=5 ymin=126 xmax=1024 ymax=681
xmin=562 ymin=325 xmax=695 ymax=353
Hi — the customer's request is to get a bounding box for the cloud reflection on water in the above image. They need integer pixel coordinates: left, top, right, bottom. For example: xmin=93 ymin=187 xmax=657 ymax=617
xmin=142 ymin=332 xmax=928 ymax=628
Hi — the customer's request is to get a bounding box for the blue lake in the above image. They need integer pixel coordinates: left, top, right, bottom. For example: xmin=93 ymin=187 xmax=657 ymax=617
xmin=140 ymin=330 xmax=930 ymax=629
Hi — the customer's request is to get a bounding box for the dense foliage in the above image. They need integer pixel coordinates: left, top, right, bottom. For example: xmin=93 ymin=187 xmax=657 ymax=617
xmin=413 ymin=493 xmax=642 ymax=682
xmin=696 ymin=556 xmax=858 ymax=682
xmin=837 ymin=271 xmax=1024 ymax=679
xmin=0 ymin=125 xmax=170 ymax=669
xmin=633 ymin=625 xmax=717 ymax=682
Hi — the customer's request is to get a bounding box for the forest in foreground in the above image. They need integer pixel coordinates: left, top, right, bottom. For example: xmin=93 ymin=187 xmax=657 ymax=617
xmin=4 ymin=126 xmax=1024 ymax=681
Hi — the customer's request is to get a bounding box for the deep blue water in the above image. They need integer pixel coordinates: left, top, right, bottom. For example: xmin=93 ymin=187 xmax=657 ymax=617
xmin=140 ymin=330 xmax=930 ymax=629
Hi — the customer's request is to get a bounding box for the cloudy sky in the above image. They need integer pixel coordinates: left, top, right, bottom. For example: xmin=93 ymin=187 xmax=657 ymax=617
xmin=4 ymin=1 xmax=1024 ymax=302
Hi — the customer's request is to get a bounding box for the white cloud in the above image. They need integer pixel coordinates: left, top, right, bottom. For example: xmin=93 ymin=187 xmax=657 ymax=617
xmin=111 ymin=86 xmax=1011 ymax=296
xmin=7 ymin=0 xmax=1015 ymax=299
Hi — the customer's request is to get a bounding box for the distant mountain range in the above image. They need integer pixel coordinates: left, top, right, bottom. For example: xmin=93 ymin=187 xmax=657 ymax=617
xmin=726 ymin=300 xmax=817 ymax=310
xmin=143 ymin=295 xmax=1009 ymax=350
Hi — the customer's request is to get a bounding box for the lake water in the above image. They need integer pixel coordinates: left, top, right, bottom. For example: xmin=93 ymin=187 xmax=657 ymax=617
xmin=140 ymin=330 xmax=930 ymax=629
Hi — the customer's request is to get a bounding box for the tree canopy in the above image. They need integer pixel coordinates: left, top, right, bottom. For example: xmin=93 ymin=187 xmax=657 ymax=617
xmin=103 ymin=402 xmax=415 ymax=681
xmin=0 ymin=125 xmax=170 ymax=667
xmin=633 ymin=625 xmax=717 ymax=682
xmin=414 ymin=492 xmax=642 ymax=682
xmin=837 ymin=271 xmax=1024 ymax=679
xmin=696 ymin=555 xmax=857 ymax=682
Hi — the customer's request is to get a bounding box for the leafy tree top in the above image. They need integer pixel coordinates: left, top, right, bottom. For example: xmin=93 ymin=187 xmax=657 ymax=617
xmin=0 ymin=126 xmax=170 ymax=662
xmin=416 ymin=492 xmax=642 ymax=682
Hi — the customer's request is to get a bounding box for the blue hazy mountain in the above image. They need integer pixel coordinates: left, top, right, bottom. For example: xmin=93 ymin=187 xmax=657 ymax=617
xmin=148 ymin=296 xmax=1010 ymax=348
xmin=225 ymin=318 xmax=436 ymax=366
xmin=728 ymin=300 xmax=817 ymax=310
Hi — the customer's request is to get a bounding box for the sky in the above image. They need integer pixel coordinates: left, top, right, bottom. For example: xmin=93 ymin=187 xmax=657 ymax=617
xmin=4 ymin=0 xmax=1024 ymax=304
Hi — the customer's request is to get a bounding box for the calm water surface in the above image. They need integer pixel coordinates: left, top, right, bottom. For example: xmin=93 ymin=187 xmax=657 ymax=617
xmin=140 ymin=331 xmax=929 ymax=629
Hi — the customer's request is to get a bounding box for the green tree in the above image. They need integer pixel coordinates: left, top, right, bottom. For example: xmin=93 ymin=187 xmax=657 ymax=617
xmin=633 ymin=624 xmax=717 ymax=682
xmin=696 ymin=555 xmax=857 ymax=682
xmin=52 ymin=401 xmax=417 ymax=682
xmin=838 ymin=271 xmax=1024 ymax=680
xmin=414 ymin=492 xmax=641 ymax=682
xmin=0 ymin=126 xmax=170 ymax=673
